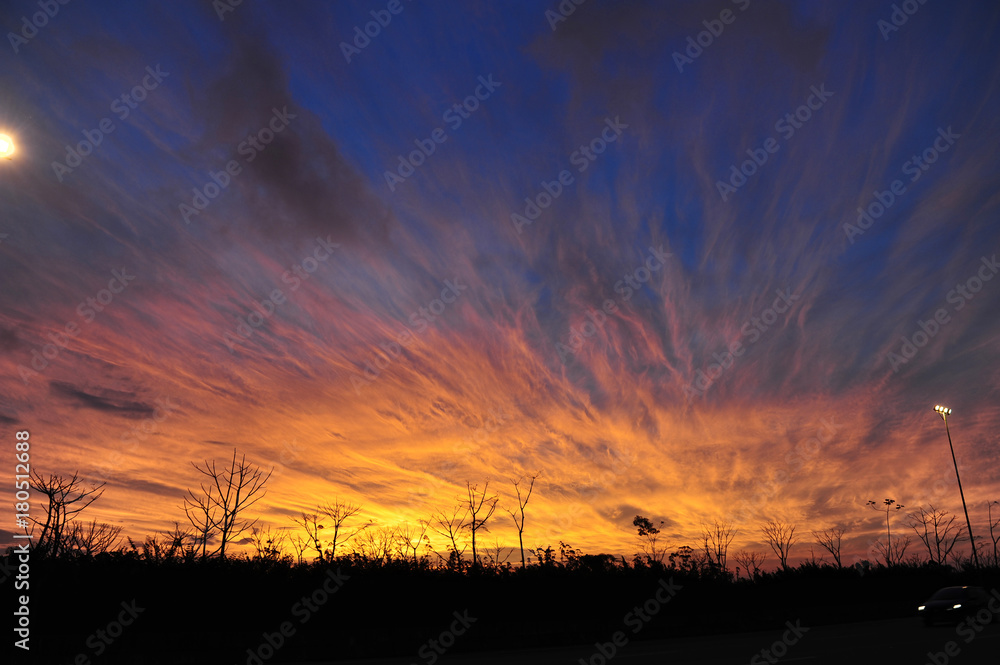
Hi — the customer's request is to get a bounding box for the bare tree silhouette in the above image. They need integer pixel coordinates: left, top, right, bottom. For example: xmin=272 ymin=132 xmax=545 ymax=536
xmin=293 ymin=499 xmax=370 ymax=562
xmin=733 ymin=550 xmax=767 ymax=578
xmin=505 ymin=473 xmax=538 ymax=569
xmin=866 ymin=498 xmax=904 ymax=567
xmin=484 ymin=537 xmax=511 ymax=571
xmin=318 ymin=499 xmax=368 ymax=559
xmin=289 ymin=531 xmax=310 ymax=565
xmin=702 ymin=519 xmax=737 ymax=571
xmin=431 ymin=505 xmax=469 ymax=569
xmin=907 ymin=505 xmax=965 ymax=565
xmin=465 ymin=480 xmax=499 ymax=568
xmin=184 ymin=491 xmax=217 ymax=559
xmin=987 ymin=500 xmax=1000 ymax=567
xmin=354 ymin=525 xmax=395 ymax=565
xmin=67 ymin=519 xmax=122 ymax=556
xmin=395 ymin=521 xmax=430 ymax=564
xmin=813 ymin=526 xmax=847 ymax=568
xmin=249 ymin=526 xmax=287 ymax=562
xmin=293 ymin=511 xmax=326 ymax=561
xmin=164 ymin=522 xmax=195 ymax=559
xmin=760 ymin=520 xmax=797 ymax=570
xmin=874 ymin=534 xmax=912 ymax=566
xmin=183 ymin=448 xmax=272 ymax=558
xmin=28 ymin=469 xmax=106 ymax=558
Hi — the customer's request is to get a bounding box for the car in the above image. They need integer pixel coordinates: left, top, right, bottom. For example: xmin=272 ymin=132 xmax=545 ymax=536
xmin=917 ymin=586 xmax=997 ymax=626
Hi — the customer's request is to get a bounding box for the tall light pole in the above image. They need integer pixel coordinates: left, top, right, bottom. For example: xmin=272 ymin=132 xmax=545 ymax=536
xmin=934 ymin=405 xmax=979 ymax=568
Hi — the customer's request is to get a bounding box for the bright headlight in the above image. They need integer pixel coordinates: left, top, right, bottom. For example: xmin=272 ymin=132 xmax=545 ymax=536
xmin=952 ymin=604 xmax=962 ymax=609
xmin=918 ymin=605 xmax=926 ymax=611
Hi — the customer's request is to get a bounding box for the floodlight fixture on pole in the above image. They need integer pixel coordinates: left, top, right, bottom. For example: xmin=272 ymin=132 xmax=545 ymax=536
xmin=933 ymin=405 xmax=979 ymax=568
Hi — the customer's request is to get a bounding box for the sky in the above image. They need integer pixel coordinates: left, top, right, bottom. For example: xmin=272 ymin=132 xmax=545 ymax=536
xmin=1 ymin=0 xmax=999 ymax=567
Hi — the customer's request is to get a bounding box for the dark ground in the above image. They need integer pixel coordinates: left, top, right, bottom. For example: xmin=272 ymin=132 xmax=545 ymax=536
xmin=5 ymin=553 xmax=999 ymax=664
xmin=328 ymin=617 xmax=1000 ymax=665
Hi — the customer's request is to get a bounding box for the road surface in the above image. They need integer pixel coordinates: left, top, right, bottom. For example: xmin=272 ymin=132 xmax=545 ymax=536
xmin=313 ymin=616 xmax=1000 ymax=665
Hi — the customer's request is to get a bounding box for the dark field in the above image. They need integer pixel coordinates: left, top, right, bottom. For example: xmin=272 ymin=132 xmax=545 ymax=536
xmin=9 ymin=553 xmax=999 ymax=664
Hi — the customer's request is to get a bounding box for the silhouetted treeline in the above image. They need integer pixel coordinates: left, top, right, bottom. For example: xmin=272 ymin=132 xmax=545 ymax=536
xmin=13 ymin=461 xmax=1000 ymax=663
xmin=6 ymin=547 xmax=999 ymax=664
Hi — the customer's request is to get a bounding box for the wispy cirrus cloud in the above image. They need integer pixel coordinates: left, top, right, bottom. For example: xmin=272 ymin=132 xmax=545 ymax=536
xmin=0 ymin=0 xmax=997 ymax=562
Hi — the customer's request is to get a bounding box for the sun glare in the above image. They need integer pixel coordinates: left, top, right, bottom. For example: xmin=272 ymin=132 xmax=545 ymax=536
xmin=0 ymin=133 xmax=14 ymax=159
